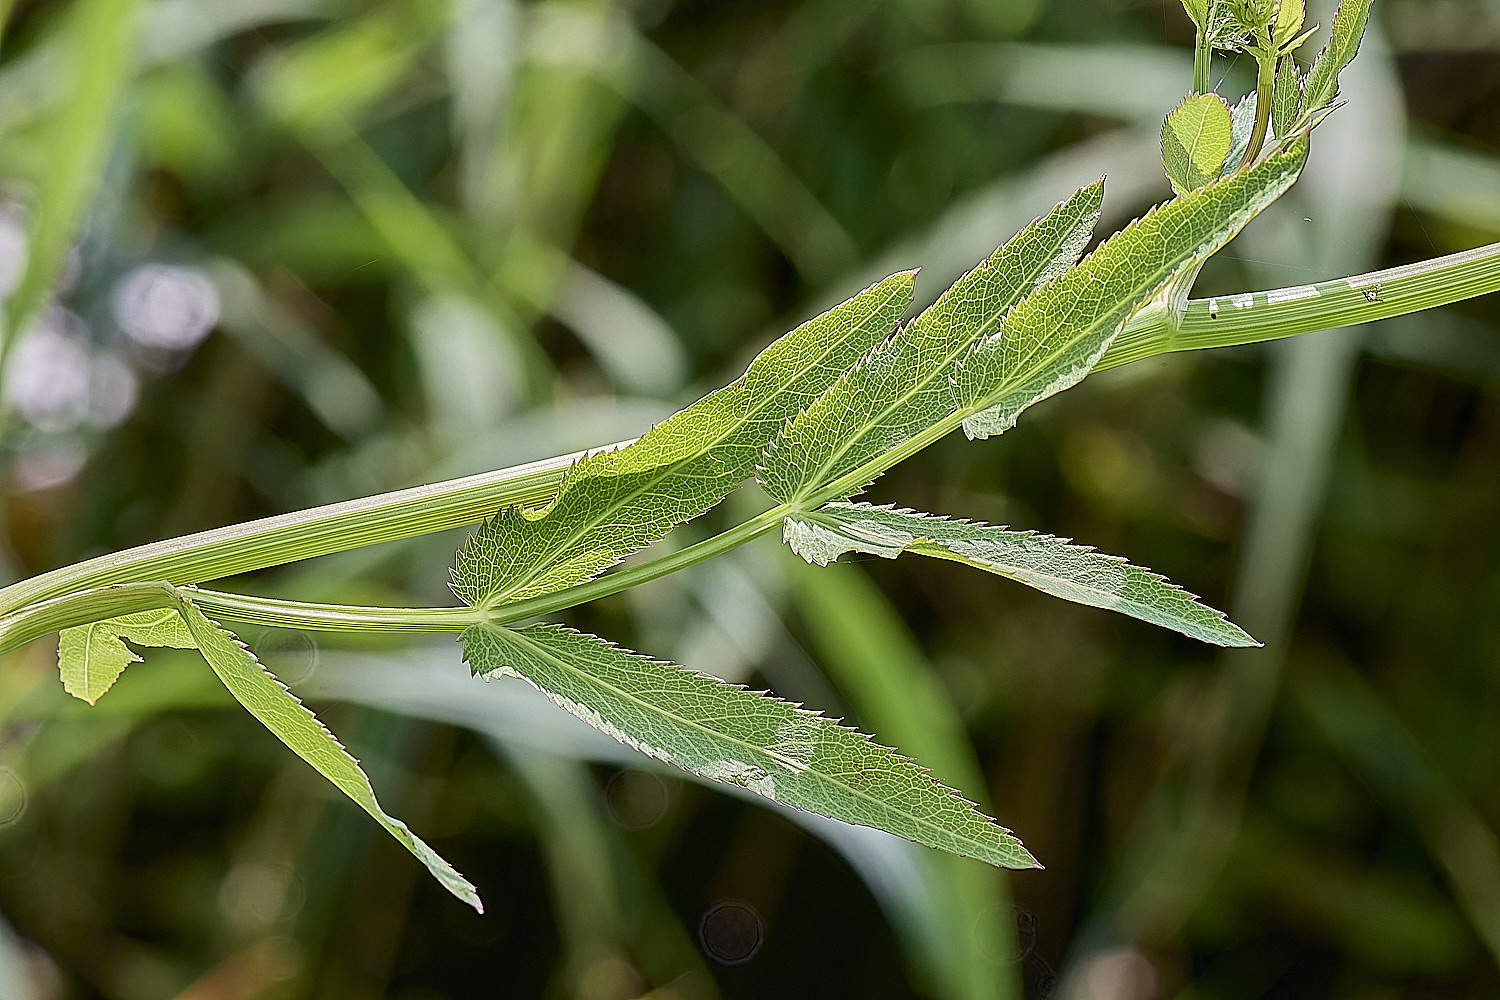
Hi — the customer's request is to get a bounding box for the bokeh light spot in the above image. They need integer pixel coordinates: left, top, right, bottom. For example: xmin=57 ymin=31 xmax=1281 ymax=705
xmin=698 ymin=900 xmax=763 ymax=965
xmin=112 ymin=263 xmax=220 ymax=350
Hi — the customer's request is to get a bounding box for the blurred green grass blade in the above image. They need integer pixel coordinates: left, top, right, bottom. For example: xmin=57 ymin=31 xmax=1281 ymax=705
xmin=788 ymin=502 xmax=1256 ymax=647
xmin=462 ymin=622 xmax=1038 ymax=868
xmin=501 ymin=746 xmax=720 ymax=997
xmin=759 ymin=182 xmax=1104 ymax=505
xmin=892 ymin=42 xmax=1193 ymax=127
xmin=249 ymin=3 xmax=430 ymax=133
xmin=451 ymin=271 xmax=914 ymax=608
xmin=548 ymin=258 xmax=687 ymax=396
xmin=169 ymin=591 xmax=484 ymax=912
xmin=956 ymin=141 xmax=1308 ymax=441
xmin=1297 ymin=662 xmax=1500 ymax=963
xmin=1 ymin=0 xmax=138 ymax=360
xmin=308 ymin=131 xmax=555 ymax=396
xmin=620 ymin=33 xmax=857 ymax=285
xmin=788 ymin=558 xmax=1017 ymax=1000
xmin=1402 ymin=138 xmax=1500 ymax=235
xmin=1161 ymin=94 xmax=1233 ymax=195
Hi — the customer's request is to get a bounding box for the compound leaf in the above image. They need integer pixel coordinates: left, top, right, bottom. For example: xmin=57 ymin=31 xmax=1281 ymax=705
xmin=452 ymin=271 xmax=914 ymax=608
xmin=1161 ymin=93 xmax=1234 ymax=195
xmin=463 ymin=622 xmax=1037 ymax=868
xmin=758 ymin=181 xmax=1104 ymax=505
xmin=786 ymin=502 xmax=1257 ymax=647
xmin=956 ymin=139 xmax=1307 ymax=440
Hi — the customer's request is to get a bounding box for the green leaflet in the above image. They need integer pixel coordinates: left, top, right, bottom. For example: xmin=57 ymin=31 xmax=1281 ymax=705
xmin=54 ymin=586 xmax=481 ymax=912
xmin=1301 ymin=0 xmax=1373 ymax=115
xmin=1161 ymin=94 xmax=1233 ymax=195
xmin=758 ymin=182 xmax=1105 ymax=505
xmin=168 ymin=592 xmax=483 ymax=911
xmin=59 ymin=622 xmax=141 ymax=705
xmin=58 ymin=609 xmax=198 ymax=704
xmin=786 ymin=502 xmax=1257 ymax=647
xmin=463 ymin=622 xmax=1037 ymax=868
xmin=956 ymin=139 xmax=1308 ymax=440
xmin=451 ymin=272 xmax=914 ymax=608
xmin=1273 ymin=55 xmax=1303 ymax=140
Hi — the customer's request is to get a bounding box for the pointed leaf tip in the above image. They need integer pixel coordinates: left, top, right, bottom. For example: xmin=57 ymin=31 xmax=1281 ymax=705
xmin=463 ymin=622 xmax=1037 ymax=869
xmin=788 ymin=502 xmax=1258 ymax=647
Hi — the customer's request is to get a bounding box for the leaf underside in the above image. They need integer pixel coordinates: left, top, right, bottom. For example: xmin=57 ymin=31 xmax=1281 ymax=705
xmin=785 ymin=502 xmax=1257 ymax=647
xmin=462 ymin=621 xmax=1038 ymax=868
xmin=56 ymin=593 xmax=482 ymax=912
xmin=451 ymin=270 xmax=915 ymax=608
xmin=1161 ymin=93 xmax=1234 ymax=195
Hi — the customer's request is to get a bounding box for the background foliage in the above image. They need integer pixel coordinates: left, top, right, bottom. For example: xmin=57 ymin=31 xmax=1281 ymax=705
xmin=0 ymin=0 xmax=1498 ymax=997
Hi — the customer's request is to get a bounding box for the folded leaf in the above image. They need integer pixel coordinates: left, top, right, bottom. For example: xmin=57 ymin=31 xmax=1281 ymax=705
xmin=57 ymin=608 xmax=198 ymax=704
xmin=758 ymin=182 xmax=1104 ymax=505
xmin=166 ymin=592 xmax=483 ymax=912
xmin=955 ymin=139 xmax=1308 ymax=440
xmin=463 ymin=622 xmax=1037 ymax=868
xmin=1221 ymin=91 xmax=1258 ymax=176
xmin=452 ymin=271 xmax=914 ymax=608
xmin=1161 ymin=94 xmax=1233 ymax=195
xmin=786 ymin=502 xmax=1257 ymax=647
xmin=58 ymin=622 xmax=141 ymax=705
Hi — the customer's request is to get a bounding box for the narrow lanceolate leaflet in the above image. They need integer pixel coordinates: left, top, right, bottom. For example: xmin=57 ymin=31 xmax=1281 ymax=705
xmin=451 ymin=272 xmax=913 ymax=608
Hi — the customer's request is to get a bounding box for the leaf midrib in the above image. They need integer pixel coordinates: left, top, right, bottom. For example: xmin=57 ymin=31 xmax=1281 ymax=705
xmin=493 ymin=624 xmax=1023 ymax=862
xmin=481 ymin=280 xmax=909 ymax=607
xmin=790 ymin=257 xmax=1064 ymax=503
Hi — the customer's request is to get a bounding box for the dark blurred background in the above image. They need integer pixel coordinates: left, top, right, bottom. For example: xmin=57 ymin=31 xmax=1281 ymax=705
xmin=0 ymin=0 xmax=1498 ymax=997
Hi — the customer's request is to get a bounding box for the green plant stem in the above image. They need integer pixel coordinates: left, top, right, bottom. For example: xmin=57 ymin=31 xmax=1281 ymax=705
xmin=1242 ymin=52 xmax=1277 ymax=167
xmin=2 ymin=242 xmax=1497 ymax=628
xmin=0 ymin=446 xmax=612 ymax=615
xmin=0 ymin=508 xmax=789 ymax=651
xmin=1098 ymin=240 xmax=1500 ymax=370
xmin=1194 ymin=28 xmax=1212 ymax=95
xmin=193 ymin=505 xmax=786 ymax=634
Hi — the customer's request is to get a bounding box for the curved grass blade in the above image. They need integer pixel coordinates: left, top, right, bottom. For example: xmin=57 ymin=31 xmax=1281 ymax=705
xmin=758 ymin=181 xmax=1105 ymax=505
xmin=787 ymin=502 xmax=1257 ymax=647
xmin=462 ymin=622 xmax=1037 ymax=868
xmin=452 ymin=272 xmax=915 ymax=608
xmin=956 ymin=140 xmax=1308 ymax=440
